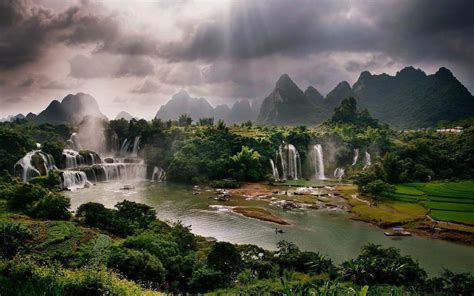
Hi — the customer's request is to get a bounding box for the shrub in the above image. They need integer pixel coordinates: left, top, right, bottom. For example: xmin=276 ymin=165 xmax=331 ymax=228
xmin=188 ymin=266 xmax=223 ymax=293
xmin=107 ymin=247 xmax=165 ymax=286
xmin=29 ymin=192 xmax=71 ymax=220
xmin=0 ymin=222 xmax=31 ymax=258
xmin=426 ymin=270 xmax=474 ymax=296
xmin=6 ymin=183 xmax=49 ymax=212
xmin=207 ymin=242 xmax=243 ymax=283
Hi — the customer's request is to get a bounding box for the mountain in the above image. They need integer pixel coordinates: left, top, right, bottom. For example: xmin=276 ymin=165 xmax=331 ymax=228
xmin=34 ymin=93 xmax=106 ymax=125
xmin=257 ymin=67 xmax=474 ymax=128
xmin=257 ymin=74 xmax=326 ymax=125
xmin=213 ymin=104 xmax=231 ymax=122
xmin=25 ymin=112 xmax=37 ymax=121
xmin=155 ymin=90 xmax=214 ymax=121
xmin=226 ymin=100 xmax=254 ymax=124
xmin=352 ymin=66 xmax=474 ymax=128
xmin=115 ymin=111 xmax=135 ymax=121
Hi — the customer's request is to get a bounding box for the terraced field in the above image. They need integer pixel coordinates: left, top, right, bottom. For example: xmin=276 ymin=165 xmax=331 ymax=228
xmin=385 ymin=181 xmax=474 ymax=225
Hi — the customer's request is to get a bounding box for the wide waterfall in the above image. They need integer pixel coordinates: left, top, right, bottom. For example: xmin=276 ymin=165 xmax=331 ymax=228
xmin=152 ymin=166 xmax=166 ymax=182
xmin=14 ymin=150 xmax=57 ymax=182
xmin=275 ymin=144 xmax=301 ymax=180
xmin=61 ymin=171 xmax=89 ymax=189
xmin=364 ymin=151 xmax=372 ymax=167
xmin=269 ymin=159 xmax=279 ymax=179
xmin=63 ymin=149 xmax=84 ymax=169
xmin=313 ymin=144 xmax=325 ymax=179
xmin=352 ymin=148 xmax=359 ymax=165
xmin=334 ymin=167 xmax=345 ymax=180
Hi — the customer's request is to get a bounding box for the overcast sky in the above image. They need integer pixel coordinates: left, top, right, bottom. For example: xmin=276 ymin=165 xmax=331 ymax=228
xmin=1 ymin=0 xmax=473 ymax=119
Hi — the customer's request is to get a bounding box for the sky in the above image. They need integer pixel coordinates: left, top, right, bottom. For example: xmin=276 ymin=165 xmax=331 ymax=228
xmin=1 ymin=0 xmax=473 ymax=119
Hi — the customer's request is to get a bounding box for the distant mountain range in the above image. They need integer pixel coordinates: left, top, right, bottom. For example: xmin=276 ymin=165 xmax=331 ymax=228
xmin=7 ymin=66 xmax=473 ymax=128
xmin=257 ymin=66 xmax=474 ymax=128
xmin=115 ymin=111 xmax=136 ymax=121
xmin=154 ymin=90 xmax=260 ymax=124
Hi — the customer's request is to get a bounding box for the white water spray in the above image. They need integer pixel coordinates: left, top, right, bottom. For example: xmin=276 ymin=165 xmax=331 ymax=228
xmin=352 ymin=148 xmax=359 ymax=165
xmin=364 ymin=151 xmax=372 ymax=168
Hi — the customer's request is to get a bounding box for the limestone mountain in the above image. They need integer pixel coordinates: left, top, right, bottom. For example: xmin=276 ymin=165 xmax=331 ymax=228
xmin=34 ymin=93 xmax=106 ymax=125
xmin=155 ymin=90 xmax=214 ymax=121
xmin=352 ymin=66 xmax=474 ymax=128
xmin=227 ymin=99 xmax=254 ymax=124
xmin=257 ymin=74 xmax=326 ymax=125
xmin=257 ymin=67 xmax=474 ymax=128
xmin=115 ymin=111 xmax=135 ymax=121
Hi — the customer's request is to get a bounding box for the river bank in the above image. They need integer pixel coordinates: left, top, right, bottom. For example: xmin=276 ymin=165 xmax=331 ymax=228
xmin=226 ymin=182 xmax=474 ymax=245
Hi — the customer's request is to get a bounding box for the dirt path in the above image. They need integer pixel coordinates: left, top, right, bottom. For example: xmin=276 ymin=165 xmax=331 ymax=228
xmin=351 ymin=193 xmax=371 ymax=206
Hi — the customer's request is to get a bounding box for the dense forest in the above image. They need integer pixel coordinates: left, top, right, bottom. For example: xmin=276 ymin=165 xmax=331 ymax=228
xmin=1 ymin=98 xmax=473 ymax=294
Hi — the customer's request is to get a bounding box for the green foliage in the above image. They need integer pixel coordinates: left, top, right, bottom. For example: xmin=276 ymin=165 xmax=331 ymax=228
xmin=362 ymin=179 xmax=395 ymax=199
xmin=29 ymin=192 xmax=71 ymax=220
xmin=0 ymin=127 xmax=36 ymax=173
xmin=107 ymin=247 xmax=165 ymax=286
xmin=5 ymin=183 xmax=48 ymax=211
xmin=207 ymin=241 xmax=243 ymax=283
xmin=41 ymin=140 xmax=64 ymax=167
xmin=208 ymin=179 xmax=241 ymax=188
xmin=426 ymin=269 xmax=474 ymax=296
xmin=328 ymin=97 xmax=379 ymax=129
xmin=0 ymin=222 xmax=31 ymax=258
xmin=29 ymin=170 xmax=61 ymax=189
xmin=341 ymin=244 xmax=427 ymax=287
xmin=189 ymin=266 xmax=223 ymax=293
xmin=76 ymin=200 xmax=156 ymax=237
xmin=229 ymin=146 xmax=263 ymax=181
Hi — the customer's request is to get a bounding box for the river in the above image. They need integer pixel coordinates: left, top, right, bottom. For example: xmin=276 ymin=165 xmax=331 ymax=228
xmin=65 ymin=181 xmax=474 ymax=275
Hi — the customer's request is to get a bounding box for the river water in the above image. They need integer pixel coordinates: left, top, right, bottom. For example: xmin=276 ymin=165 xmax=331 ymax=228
xmin=66 ymin=181 xmax=474 ymax=275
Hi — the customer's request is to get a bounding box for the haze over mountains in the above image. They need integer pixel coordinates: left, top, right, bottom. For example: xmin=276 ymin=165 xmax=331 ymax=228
xmin=5 ymin=66 xmax=474 ymax=129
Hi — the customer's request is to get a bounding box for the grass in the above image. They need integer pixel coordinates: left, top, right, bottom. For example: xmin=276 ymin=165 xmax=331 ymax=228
xmin=390 ymin=181 xmax=474 ymax=225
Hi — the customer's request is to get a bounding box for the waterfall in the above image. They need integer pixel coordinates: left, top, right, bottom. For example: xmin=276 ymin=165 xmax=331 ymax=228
xmin=152 ymin=166 xmax=166 ymax=182
xmin=62 ymin=149 xmax=85 ymax=169
xmin=14 ymin=150 xmax=57 ymax=182
xmin=120 ymin=138 xmax=131 ymax=156
xmin=111 ymin=132 xmax=120 ymax=154
xmin=275 ymin=144 xmax=301 ymax=180
xmin=364 ymin=151 xmax=372 ymax=168
xmin=334 ymin=168 xmax=345 ymax=180
xmin=352 ymin=148 xmax=359 ymax=165
xmin=131 ymin=136 xmax=140 ymax=157
xmin=61 ymin=171 xmax=89 ymax=189
xmin=269 ymin=159 xmax=279 ymax=179
xmin=313 ymin=144 xmax=325 ymax=179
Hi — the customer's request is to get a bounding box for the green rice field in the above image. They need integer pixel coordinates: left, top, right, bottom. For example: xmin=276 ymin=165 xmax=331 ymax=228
xmin=385 ymin=181 xmax=474 ymax=225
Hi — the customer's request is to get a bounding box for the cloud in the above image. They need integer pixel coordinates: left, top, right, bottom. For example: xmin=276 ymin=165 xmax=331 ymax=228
xmin=69 ymin=54 xmax=154 ymax=78
xmin=131 ymin=80 xmax=159 ymax=94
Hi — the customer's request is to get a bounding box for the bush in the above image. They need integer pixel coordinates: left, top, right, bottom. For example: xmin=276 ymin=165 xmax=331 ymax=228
xmin=188 ymin=266 xmax=223 ymax=293
xmin=107 ymin=247 xmax=165 ymax=286
xmin=6 ymin=183 xmax=49 ymax=212
xmin=29 ymin=192 xmax=71 ymax=220
xmin=41 ymin=140 xmax=64 ymax=167
xmin=207 ymin=242 xmax=243 ymax=283
xmin=75 ymin=202 xmax=112 ymax=229
xmin=341 ymin=244 xmax=427 ymax=287
xmin=29 ymin=171 xmax=61 ymax=189
xmin=426 ymin=270 xmax=474 ymax=296
xmin=0 ymin=222 xmax=31 ymax=258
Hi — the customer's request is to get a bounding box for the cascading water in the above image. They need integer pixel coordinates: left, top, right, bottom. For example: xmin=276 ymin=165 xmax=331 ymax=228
xmin=313 ymin=144 xmax=325 ymax=179
xmin=269 ymin=159 xmax=279 ymax=179
xmin=131 ymin=137 xmax=140 ymax=157
xmin=61 ymin=171 xmax=89 ymax=190
xmin=275 ymin=144 xmax=301 ymax=180
xmin=66 ymin=133 xmax=82 ymax=150
xmin=63 ymin=149 xmax=85 ymax=169
xmin=364 ymin=151 xmax=372 ymax=168
xmin=352 ymin=148 xmax=359 ymax=165
xmin=334 ymin=168 xmax=345 ymax=181
xmin=14 ymin=150 xmax=57 ymax=182
xmin=152 ymin=166 xmax=166 ymax=182
xmin=111 ymin=132 xmax=120 ymax=154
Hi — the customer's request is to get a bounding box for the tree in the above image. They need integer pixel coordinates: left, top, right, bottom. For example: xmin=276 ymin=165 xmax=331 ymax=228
xmin=198 ymin=117 xmax=214 ymax=126
xmin=426 ymin=270 xmax=474 ymax=296
xmin=29 ymin=192 xmax=71 ymax=220
xmin=0 ymin=128 xmax=35 ymax=173
xmin=115 ymin=200 xmax=156 ymax=229
xmin=107 ymin=247 xmax=165 ymax=285
xmin=75 ymin=202 xmax=112 ymax=230
xmin=207 ymin=242 xmax=243 ymax=283
xmin=362 ymin=179 xmax=395 ymax=199
xmin=229 ymin=146 xmax=262 ymax=181
xmin=178 ymin=114 xmax=193 ymax=127
xmin=41 ymin=140 xmax=64 ymax=167
xmin=188 ymin=267 xmax=223 ymax=293
xmin=341 ymin=244 xmax=427 ymax=287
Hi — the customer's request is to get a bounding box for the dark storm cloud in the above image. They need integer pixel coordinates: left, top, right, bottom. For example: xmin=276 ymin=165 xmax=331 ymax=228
xmin=0 ymin=0 xmax=158 ymax=70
